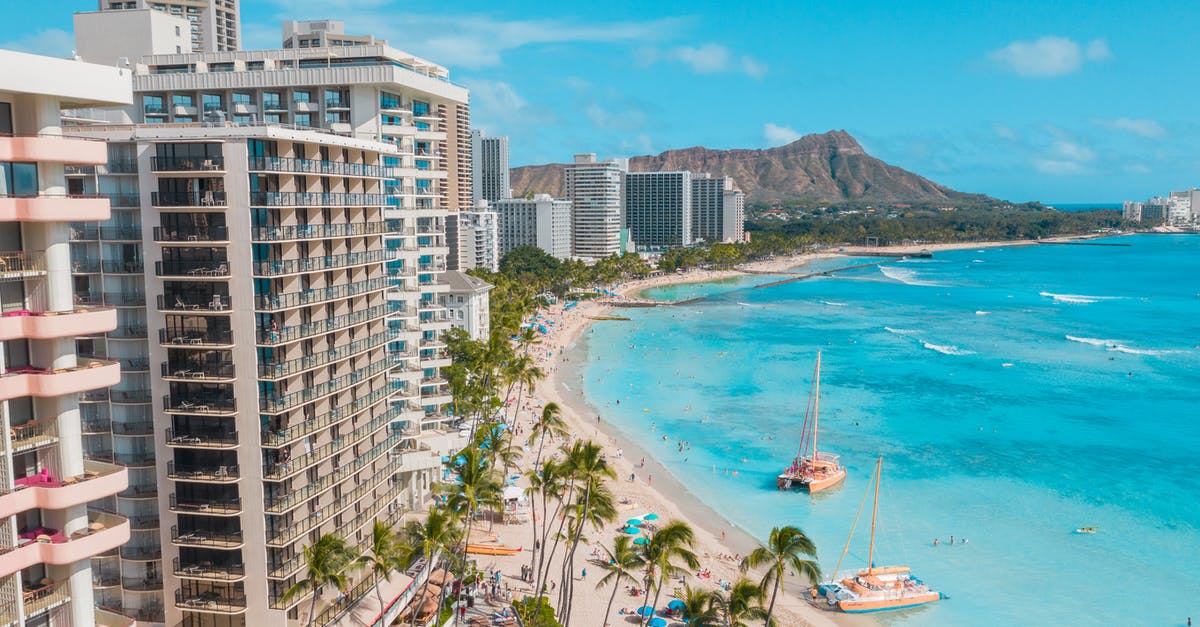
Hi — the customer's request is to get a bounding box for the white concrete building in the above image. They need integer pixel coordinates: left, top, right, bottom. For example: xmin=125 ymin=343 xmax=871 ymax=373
xmin=0 ymin=49 xmax=136 ymax=627
xmin=74 ymin=9 xmax=193 ymax=64
xmin=1122 ymin=201 xmax=1143 ymax=222
xmin=690 ymin=174 xmax=746 ymax=244
xmin=281 ymin=19 xmax=384 ymax=49
xmin=493 ymin=194 xmax=572 ymax=260
xmin=564 ymin=154 xmax=625 ymax=259
xmin=1168 ymin=189 xmax=1196 ymax=226
xmin=471 ymin=130 xmax=510 ymax=205
xmin=442 ymin=271 xmax=493 ymax=341
xmin=95 ymin=0 xmax=240 ymax=52
xmin=458 ymin=209 xmax=500 ymax=272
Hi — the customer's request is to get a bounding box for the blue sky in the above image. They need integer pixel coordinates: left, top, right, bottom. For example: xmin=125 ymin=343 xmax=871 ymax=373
xmin=5 ymin=0 xmax=1199 ymax=202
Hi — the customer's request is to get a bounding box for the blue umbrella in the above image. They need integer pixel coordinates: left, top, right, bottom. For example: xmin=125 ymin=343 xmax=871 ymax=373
xmin=643 ymin=513 xmax=659 ymax=521
xmin=626 ymin=518 xmax=643 ymax=526
xmin=635 ymin=606 xmax=655 ymax=617
xmin=648 ymin=617 xmax=667 ymax=627
xmin=633 ymin=537 xmax=648 ymax=545
xmin=667 ymin=599 xmax=685 ymax=611
xmin=621 ymin=526 xmax=641 ymax=534
xmin=454 ymin=455 xmax=466 ymax=466
xmin=440 ymin=456 xmax=450 ymax=463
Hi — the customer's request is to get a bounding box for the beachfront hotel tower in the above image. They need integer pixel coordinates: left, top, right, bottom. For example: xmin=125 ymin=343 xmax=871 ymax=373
xmin=493 ymin=194 xmax=573 ymax=260
xmin=564 ymin=154 xmax=626 ymax=259
xmin=470 ymin=130 xmax=510 ymax=205
xmin=0 ymin=50 xmax=138 ymax=627
xmin=691 ymin=175 xmax=745 ymax=244
xmin=60 ymin=19 xmax=468 ymax=624
xmin=624 ymin=171 xmax=693 ymax=250
xmin=96 ymin=0 xmax=241 ymax=53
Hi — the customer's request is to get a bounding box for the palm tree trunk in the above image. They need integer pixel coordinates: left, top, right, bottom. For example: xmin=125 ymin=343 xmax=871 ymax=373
xmin=561 ymin=484 xmax=592 ymax=625
xmin=537 ymin=497 xmax=573 ymax=605
xmin=308 ymin=585 xmax=321 ymax=627
xmin=375 ymin=572 xmax=387 ymax=623
xmin=646 ymin=572 xmax=667 ymax=627
xmin=766 ymin=577 xmax=780 ymax=627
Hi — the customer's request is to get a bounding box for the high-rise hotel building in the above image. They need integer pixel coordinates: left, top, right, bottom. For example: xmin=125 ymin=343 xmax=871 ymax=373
xmin=0 ymin=50 xmax=137 ymax=627
xmin=624 ymin=171 xmax=692 ymax=249
xmin=564 ymin=154 xmax=626 ymax=259
xmin=470 ymin=131 xmax=510 ymax=206
xmin=63 ymin=21 xmax=468 ymax=625
xmin=96 ymin=0 xmax=241 ymax=53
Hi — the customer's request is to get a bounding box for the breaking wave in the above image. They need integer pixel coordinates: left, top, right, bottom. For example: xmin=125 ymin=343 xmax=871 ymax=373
xmin=923 ymin=342 xmax=975 ymax=356
xmin=1040 ymin=291 xmax=1124 ymax=305
xmin=880 ymin=266 xmax=943 ymax=287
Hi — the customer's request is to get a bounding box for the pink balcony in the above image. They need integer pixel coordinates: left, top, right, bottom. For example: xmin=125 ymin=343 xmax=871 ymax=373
xmin=0 ymin=307 xmax=116 ymax=342
xmin=0 ymin=460 xmax=128 ymax=518
xmin=0 ymin=359 xmax=120 ymax=403
xmin=0 ymin=195 xmax=111 ymax=222
xmin=0 ymin=135 xmax=107 ymax=164
xmin=0 ymin=511 xmax=130 ymax=578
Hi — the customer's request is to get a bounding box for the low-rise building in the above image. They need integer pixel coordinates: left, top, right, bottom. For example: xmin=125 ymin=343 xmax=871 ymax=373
xmin=443 ymin=271 xmax=493 ymax=340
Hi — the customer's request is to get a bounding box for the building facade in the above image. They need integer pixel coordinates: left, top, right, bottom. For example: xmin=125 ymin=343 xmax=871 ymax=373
xmin=691 ymin=175 xmax=745 ymax=244
xmin=74 ymin=9 xmax=193 ymax=64
xmin=624 ymin=171 xmax=692 ymax=249
xmin=493 ymin=194 xmax=572 ymax=260
xmin=96 ymin=0 xmax=240 ymax=53
xmin=470 ymin=131 xmax=510 ymax=206
xmin=442 ymin=271 xmax=492 ymax=341
xmin=564 ymin=154 xmax=625 ymax=259
xmin=0 ymin=50 xmax=136 ymax=627
xmin=457 ymin=210 xmax=499 ymax=272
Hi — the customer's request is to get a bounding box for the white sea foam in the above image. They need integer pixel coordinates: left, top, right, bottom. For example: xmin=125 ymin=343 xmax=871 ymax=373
xmin=884 ymin=326 xmax=918 ymax=336
xmin=880 ymin=265 xmax=943 ymax=287
xmin=975 ymin=311 xmax=990 ymax=316
xmin=1066 ymin=335 xmax=1178 ymax=356
xmin=1040 ymin=291 xmax=1124 ymax=305
xmin=1066 ymin=335 xmax=1121 ymax=347
xmin=1002 ymin=363 xmax=1015 ymax=367
xmin=819 ymin=300 xmax=848 ymax=307
xmin=972 ymin=259 xmax=986 ymax=263
xmin=923 ymin=342 xmax=975 ymax=356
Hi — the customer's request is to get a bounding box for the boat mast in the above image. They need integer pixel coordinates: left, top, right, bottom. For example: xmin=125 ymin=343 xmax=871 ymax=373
xmin=867 ymin=457 xmax=881 ymax=575
xmin=812 ymin=352 xmax=821 ymax=459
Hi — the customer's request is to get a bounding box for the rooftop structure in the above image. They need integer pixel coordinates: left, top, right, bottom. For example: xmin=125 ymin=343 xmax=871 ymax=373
xmin=94 ymin=0 xmax=240 ymax=52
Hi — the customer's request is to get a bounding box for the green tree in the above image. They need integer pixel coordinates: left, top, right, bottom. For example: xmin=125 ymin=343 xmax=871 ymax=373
xmin=740 ymin=525 xmax=821 ymax=625
xmin=405 ymin=508 xmax=462 ymax=627
xmin=359 ymin=521 xmax=413 ymax=617
xmin=591 ymin=533 xmax=646 ymax=621
xmin=639 ymin=520 xmax=700 ymax=627
xmin=281 ymin=534 xmax=360 ymax=627
xmin=679 ymin=585 xmax=722 ymax=627
xmin=719 ymin=578 xmax=771 ymax=627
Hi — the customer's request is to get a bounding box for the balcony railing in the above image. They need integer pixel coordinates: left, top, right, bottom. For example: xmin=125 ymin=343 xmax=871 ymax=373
xmin=161 ymin=361 xmax=236 ymax=381
xmin=156 ymin=260 xmax=230 ymax=278
xmin=261 ymin=385 xmax=390 ymax=447
xmin=250 ymin=191 xmax=387 ymax=207
xmin=263 ymin=433 xmax=399 ymax=514
xmin=250 ymin=220 xmax=387 ymax=241
xmin=107 ymin=193 xmax=140 ymax=207
xmin=165 ymin=428 xmax=238 ymax=448
xmin=257 ymin=331 xmax=395 ymax=380
xmin=159 ymin=328 xmax=233 ymax=347
xmin=173 ymin=557 xmax=245 ymax=581
xmin=99 ymin=227 xmax=142 ymax=240
xmin=121 ymin=576 xmax=163 ymax=591
xmin=111 ymin=389 xmax=152 ymax=403
xmin=162 ymin=395 xmax=236 ymax=414
xmin=252 ymin=249 xmax=394 ymax=276
xmin=248 ymin=155 xmax=386 ymax=178
xmin=111 ymin=421 xmax=154 ymax=436
xmin=170 ymin=525 xmax=244 ymax=549
xmin=75 ymin=292 xmax=145 ymax=307
xmin=257 ymin=304 xmax=388 ymax=346
xmin=151 ymin=156 xmax=225 ymax=172
xmin=112 ymin=451 xmax=155 ymax=467
xmin=254 ymin=277 xmax=388 ymax=311
xmin=0 ymin=250 xmax=46 ymax=278
xmin=119 ymin=545 xmax=162 ymax=561
xmin=173 ymin=589 xmax=247 ymax=613
xmin=152 ymin=191 xmax=227 ymax=207
xmin=157 ymin=294 xmax=231 ymax=312
xmin=259 ymin=355 xmax=391 ymax=414
xmin=154 ymin=226 xmax=229 ymax=242
xmin=166 ymin=462 xmax=239 ymax=482
xmin=169 ymin=493 xmax=242 ymax=515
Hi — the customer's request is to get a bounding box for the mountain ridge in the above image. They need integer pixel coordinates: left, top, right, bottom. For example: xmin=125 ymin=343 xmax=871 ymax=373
xmin=508 ymin=130 xmax=993 ymax=205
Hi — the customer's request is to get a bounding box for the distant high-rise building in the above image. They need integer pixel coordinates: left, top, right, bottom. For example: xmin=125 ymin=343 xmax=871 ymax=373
xmin=74 ymin=8 xmax=192 ymax=63
xmin=459 ymin=210 xmax=500 ymax=272
xmin=96 ymin=0 xmax=240 ymax=52
xmin=1122 ymin=201 xmax=1143 ymax=222
xmin=565 ymin=154 xmax=626 ymax=258
xmin=471 ymin=130 xmax=510 ymax=205
xmin=625 ymin=171 xmax=692 ymax=249
xmin=494 ymin=194 xmax=573 ymax=260
xmin=1168 ymin=189 xmax=1196 ymax=226
xmin=691 ymin=175 xmax=745 ymax=243
xmin=0 ymin=49 xmax=135 ymax=627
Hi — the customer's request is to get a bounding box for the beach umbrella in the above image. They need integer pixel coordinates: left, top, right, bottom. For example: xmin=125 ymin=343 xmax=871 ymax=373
xmin=633 ymin=537 xmax=648 ymax=545
xmin=440 ymin=456 xmax=449 ymax=463
xmin=667 ymin=599 xmax=685 ymax=611
xmin=621 ymin=526 xmax=641 ymax=535
xmin=453 ymin=455 xmax=466 ymax=466
xmin=626 ymin=518 xmax=643 ymax=526
xmin=635 ymin=606 xmax=655 ymax=617
xmin=648 ymin=617 xmax=667 ymax=627
xmin=643 ymin=513 xmax=659 ymax=521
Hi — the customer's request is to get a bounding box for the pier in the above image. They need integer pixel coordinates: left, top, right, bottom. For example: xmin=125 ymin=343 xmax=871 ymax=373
xmin=752 ymin=258 xmax=902 ymax=289
xmin=1040 ymin=241 xmax=1131 ymax=247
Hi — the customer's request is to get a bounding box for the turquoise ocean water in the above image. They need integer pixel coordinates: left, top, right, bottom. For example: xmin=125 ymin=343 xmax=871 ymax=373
xmin=570 ymin=235 xmax=1200 ymax=626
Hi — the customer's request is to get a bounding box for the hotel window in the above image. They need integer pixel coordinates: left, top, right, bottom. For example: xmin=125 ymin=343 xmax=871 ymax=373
xmin=0 ymin=162 xmax=39 ymax=195
xmin=325 ymin=111 xmax=348 ymax=124
xmin=143 ymin=95 xmax=165 ymax=115
xmin=175 ymin=116 xmax=193 ymax=123
xmin=293 ymin=91 xmax=311 ymax=104
xmin=380 ymin=91 xmax=401 ymax=109
xmin=0 ymin=103 xmax=10 ymax=135
xmin=202 ymin=94 xmax=223 ymax=112
xmin=247 ymin=61 xmax=264 ymax=71
xmin=232 ymin=92 xmax=250 ymax=105
xmin=263 ymin=92 xmax=281 ymax=109
xmin=295 ymin=113 xmax=312 ymax=127
xmin=172 ymin=94 xmax=194 ymax=108
xmin=412 ymin=101 xmax=430 ymax=116
xmin=264 ymin=113 xmax=282 ymax=124
xmin=233 ymin=115 xmax=253 ymax=124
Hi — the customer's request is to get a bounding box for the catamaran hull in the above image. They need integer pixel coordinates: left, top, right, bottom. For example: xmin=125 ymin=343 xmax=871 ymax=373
xmin=838 ymin=592 xmax=941 ymax=613
xmin=777 ymin=469 xmax=846 ymax=492
xmin=465 ymin=544 xmax=522 ymax=556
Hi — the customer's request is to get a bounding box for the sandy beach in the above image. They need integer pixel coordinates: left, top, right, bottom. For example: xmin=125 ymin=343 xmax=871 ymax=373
xmin=468 ymin=240 xmax=1062 ymax=626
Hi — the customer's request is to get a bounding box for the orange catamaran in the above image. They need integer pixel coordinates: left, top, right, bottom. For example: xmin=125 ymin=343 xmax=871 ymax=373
xmin=820 ymin=457 xmax=943 ymax=613
xmin=778 ymin=352 xmax=846 ymax=492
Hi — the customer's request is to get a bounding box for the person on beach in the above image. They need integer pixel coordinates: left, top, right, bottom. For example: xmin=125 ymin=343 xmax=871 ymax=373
xmin=648 ymin=474 xmax=653 ymax=486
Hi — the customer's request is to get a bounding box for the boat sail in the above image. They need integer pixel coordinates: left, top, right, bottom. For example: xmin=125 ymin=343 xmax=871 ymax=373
xmin=777 ymin=352 xmax=846 ymax=492
xmin=821 ymin=457 xmax=943 ymax=613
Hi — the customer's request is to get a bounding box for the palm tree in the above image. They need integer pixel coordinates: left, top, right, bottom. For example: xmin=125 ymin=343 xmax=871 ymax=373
xmin=557 ymin=441 xmax=617 ymax=623
xmin=505 ymin=354 xmax=543 ymax=426
xmin=281 ymin=534 xmax=360 ymax=627
xmin=527 ymin=402 xmax=568 ymax=473
xmin=358 ymin=521 xmax=412 ymax=618
xmin=720 ymin=578 xmax=771 ymax=627
xmin=740 ymin=525 xmax=820 ymax=625
xmin=679 ymin=585 xmax=722 ymax=627
xmin=639 ymin=520 xmax=700 ymax=627
xmin=405 ymin=508 xmax=462 ymax=627
xmin=591 ymin=535 xmax=646 ymax=623
xmin=528 ymin=456 xmax=567 ymax=591
xmin=444 ymin=447 xmax=503 ymax=562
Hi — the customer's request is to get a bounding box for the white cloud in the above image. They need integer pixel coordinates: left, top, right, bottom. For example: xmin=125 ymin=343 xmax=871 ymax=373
xmin=584 ymin=103 xmax=645 ymax=131
xmin=740 ymin=56 xmax=768 ymax=79
xmin=1093 ymin=117 xmax=1165 ymax=138
xmin=1034 ymin=159 xmax=1088 ymax=175
xmin=987 ymin=36 xmax=1112 ymax=77
xmin=0 ymin=28 xmax=73 ymax=57
xmin=1052 ymin=140 xmax=1095 ymax=162
xmin=639 ymin=43 xmax=767 ymax=77
xmin=992 ymin=124 xmax=1018 ymax=140
xmin=1124 ymin=164 xmax=1152 ymax=174
xmin=763 ymin=123 xmax=804 ymax=146
xmin=463 ymin=79 xmax=528 ymax=130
